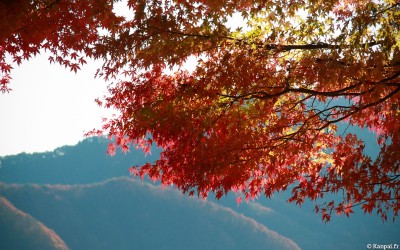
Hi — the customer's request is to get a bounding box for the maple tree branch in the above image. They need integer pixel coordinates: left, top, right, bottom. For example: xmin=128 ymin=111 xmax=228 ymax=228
xmin=156 ymin=28 xmax=384 ymax=53
xmin=218 ymin=82 xmax=369 ymax=102
xmin=371 ymin=2 xmax=400 ymax=20
xmin=318 ymin=86 xmax=400 ymax=130
xmin=378 ymin=69 xmax=400 ymax=84
xmin=286 ymin=94 xmax=314 ymax=112
xmin=367 ymin=175 xmax=400 ymax=186
xmin=286 ymin=85 xmax=364 ymax=97
xmin=262 ymin=42 xmax=382 ymax=51
xmin=237 ymin=40 xmax=384 ymax=52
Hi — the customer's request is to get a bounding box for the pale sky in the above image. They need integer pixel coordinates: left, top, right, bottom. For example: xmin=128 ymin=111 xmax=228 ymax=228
xmin=0 ymin=2 xmax=133 ymax=157
xmin=0 ymin=54 xmax=111 ymax=156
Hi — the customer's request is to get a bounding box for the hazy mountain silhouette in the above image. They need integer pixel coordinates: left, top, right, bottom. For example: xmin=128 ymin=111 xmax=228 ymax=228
xmin=0 ymin=178 xmax=300 ymax=250
xmin=0 ymin=137 xmax=160 ymax=184
xmin=0 ymin=137 xmax=398 ymax=250
xmin=0 ymin=196 xmax=68 ymax=250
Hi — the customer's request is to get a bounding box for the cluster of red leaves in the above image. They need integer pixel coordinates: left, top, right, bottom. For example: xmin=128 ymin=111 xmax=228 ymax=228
xmin=104 ymin=48 xmax=399 ymax=222
xmin=2 ymin=0 xmax=399 ymax=222
xmin=0 ymin=0 xmax=122 ymax=92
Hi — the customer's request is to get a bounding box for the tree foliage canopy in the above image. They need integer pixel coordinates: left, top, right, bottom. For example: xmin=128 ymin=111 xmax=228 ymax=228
xmin=1 ymin=0 xmax=400 ymax=222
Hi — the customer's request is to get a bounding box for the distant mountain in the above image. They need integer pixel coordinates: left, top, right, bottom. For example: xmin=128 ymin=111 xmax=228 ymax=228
xmin=0 ymin=137 xmax=160 ymax=184
xmin=216 ymin=193 xmax=400 ymax=250
xmin=0 ymin=196 xmax=68 ymax=250
xmin=0 ymin=137 xmax=398 ymax=250
xmin=0 ymin=178 xmax=300 ymax=250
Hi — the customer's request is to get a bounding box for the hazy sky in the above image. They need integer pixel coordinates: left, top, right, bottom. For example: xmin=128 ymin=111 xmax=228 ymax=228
xmin=0 ymin=54 xmax=111 ymax=156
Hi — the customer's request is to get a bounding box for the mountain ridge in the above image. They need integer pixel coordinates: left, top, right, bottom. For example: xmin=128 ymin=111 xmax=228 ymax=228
xmin=0 ymin=196 xmax=68 ymax=250
xmin=0 ymin=177 xmax=300 ymax=250
xmin=0 ymin=137 xmax=398 ymax=250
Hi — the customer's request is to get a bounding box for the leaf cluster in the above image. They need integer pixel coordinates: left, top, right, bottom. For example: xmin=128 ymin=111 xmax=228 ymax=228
xmin=2 ymin=0 xmax=400 ymax=222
